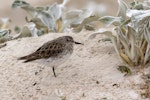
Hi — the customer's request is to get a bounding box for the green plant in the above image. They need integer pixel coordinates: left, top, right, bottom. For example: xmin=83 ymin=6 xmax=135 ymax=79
xmin=0 ymin=18 xmax=13 ymax=44
xmin=90 ymin=0 xmax=150 ymax=67
xmin=0 ymin=0 xmax=101 ymax=44
xmin=12 ymin=0 xmax=99 ymax=36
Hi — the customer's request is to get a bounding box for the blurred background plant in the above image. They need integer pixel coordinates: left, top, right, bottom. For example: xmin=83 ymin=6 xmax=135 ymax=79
xmin=90 ymin=0 xmax=150 ymax=67
xmin=0 ymin=0 xmax=107 ymax=44
xmin=11 ymin=0 xmax=100 ymax=36
xmin=0 ymin=18 xmax=12 ymax=44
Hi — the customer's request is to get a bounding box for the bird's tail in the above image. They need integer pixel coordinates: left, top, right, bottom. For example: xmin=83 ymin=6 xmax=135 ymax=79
xmin=18 ymin=56 xmax=34 ymax=63
xmin=18 ymin=53 xmax=40 ymax=63
xmin=18 ymin=55 xmax=28 ymax=60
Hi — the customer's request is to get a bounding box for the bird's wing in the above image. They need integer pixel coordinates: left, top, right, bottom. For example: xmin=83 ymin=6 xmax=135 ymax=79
xmin=18 ymin=41 xmax=64 ymax=62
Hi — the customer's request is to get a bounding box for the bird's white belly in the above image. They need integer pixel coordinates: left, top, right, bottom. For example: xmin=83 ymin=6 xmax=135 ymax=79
xmin=33 ymin=52 xmax=72 ymax=68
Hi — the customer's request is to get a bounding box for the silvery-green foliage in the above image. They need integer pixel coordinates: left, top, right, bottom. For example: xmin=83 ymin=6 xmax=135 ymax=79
xmin=13 ymin=23 xmax=46 ymax=39
xmin=63 ymin=9 xmax=92 ymax=25
xmin=0 ymin=18 xmax=13 ymax=44
xmin=90 ymin=0 xmax=150 ymax=67
xmin=143 ymin=0 xmax=150 ymax=9
xmin=12 ymin=0 xmax=66 ymax=33
xmin=12 ymin=0 xmax=57 ymax=32
xmin=0 ymin=29 xmax=11 ymax=38
xmin=12 ymin=0 xmax=98 ymax=34
xmin=130 ymin=1 xmax=143 ymax=10
xmin=61 ymin=9 xmax=98 ymax=32
xmin=117 ymin=0 xmax=129 ymax=19
xmin=0 ymin=29 xmax=12 ymax=43
xmin=72 ymin=16 xmax=99 ymax=33
xmin=14 ymin=26 xmax=21 ymax=33
xmin=99 ymin=16 xmax=124 ymax=26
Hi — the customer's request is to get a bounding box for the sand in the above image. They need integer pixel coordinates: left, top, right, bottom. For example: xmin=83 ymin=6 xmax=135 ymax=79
xmin=0 ymin=32 xmax=149 ymax=100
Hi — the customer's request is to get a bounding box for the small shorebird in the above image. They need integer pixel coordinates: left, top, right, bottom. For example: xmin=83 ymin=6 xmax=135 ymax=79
xmin=18 ymin=36 xmax=83 ymax=77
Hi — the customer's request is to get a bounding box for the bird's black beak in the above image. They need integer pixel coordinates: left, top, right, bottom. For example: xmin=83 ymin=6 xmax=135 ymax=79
xmin=74 ymin=41 xmax=84 ymax=45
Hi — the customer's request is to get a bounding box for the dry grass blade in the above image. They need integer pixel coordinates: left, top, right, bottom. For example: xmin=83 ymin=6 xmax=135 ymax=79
xmin=120 ymin=52 xmax=134 ymax=66
xmin=57 ymin=18 xmax=63 ymax=32
xmin=144 ymin=44 xmax=150 ymax=65
xmin=116 ymin=27 xmax=131 ymax=58
xmin=134 ymin=45 xmax=144 ymax=66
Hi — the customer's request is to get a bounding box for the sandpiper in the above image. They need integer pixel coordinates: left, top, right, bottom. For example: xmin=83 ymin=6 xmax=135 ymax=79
xmin=18 ymin=36 xmax=83 ymax=77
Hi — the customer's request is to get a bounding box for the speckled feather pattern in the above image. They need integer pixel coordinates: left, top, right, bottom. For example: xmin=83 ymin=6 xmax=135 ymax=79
xmin=18 ymin=36 xmax=74 ymax=63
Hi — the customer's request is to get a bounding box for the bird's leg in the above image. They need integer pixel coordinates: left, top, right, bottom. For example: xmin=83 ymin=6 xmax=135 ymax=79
xmin=52 ymin=66 xmax=56 ymax=77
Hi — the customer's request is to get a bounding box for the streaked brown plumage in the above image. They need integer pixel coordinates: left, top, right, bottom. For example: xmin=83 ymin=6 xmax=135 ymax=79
xmin=18 ymin=36 xmax=83 ymax=77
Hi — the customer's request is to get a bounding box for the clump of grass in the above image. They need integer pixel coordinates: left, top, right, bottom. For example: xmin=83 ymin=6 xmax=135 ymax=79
xmin=90 ymin=0 xmax=150 ymax=67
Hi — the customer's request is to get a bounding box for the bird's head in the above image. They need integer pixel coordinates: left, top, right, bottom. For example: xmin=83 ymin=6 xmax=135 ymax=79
xmin=65 ymin=36 xmax=83 ymax=45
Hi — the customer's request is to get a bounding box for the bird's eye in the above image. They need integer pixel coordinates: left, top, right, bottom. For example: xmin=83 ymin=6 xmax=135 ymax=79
xmin=67 ymin=38 xmax=70 ymax=42
xmin=66 ymin=37 xmax=73 ymax=42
